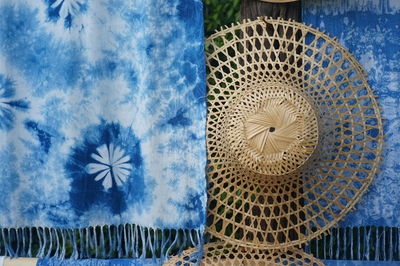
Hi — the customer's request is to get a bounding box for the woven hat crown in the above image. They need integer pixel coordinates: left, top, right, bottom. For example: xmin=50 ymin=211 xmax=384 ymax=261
xmin=226 ymin=82 xmax=319 ymax=176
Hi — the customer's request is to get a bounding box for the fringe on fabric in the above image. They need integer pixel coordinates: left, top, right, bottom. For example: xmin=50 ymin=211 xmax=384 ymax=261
xmin=0 ymin=225 xmax=202 ymax=260
xmin=307 ymin=226 xmax=400 ymax=261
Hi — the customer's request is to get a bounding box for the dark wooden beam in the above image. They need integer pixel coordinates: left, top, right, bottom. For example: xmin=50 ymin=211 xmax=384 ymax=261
xmin=239 ymin=0 xmax=304 ymax=245
xmin=240 ymin=0 xmax=301 ymax=21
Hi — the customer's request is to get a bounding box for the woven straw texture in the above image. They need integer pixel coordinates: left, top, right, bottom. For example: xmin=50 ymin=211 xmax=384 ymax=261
xmin=164 ymin=241 xmax=323 ymax=265
xmin=226 ymin=83 xmax=319 ymax=175
xmin=206 ymin=17 xmax=384 ymax=250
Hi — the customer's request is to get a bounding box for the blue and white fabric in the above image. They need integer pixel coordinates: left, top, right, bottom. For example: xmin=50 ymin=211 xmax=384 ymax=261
xmin=0 ymin=0 xmax=206 ymax=259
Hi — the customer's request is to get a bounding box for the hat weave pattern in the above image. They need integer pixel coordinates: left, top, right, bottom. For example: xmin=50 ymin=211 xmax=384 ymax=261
xmin=164 ymin=241 xmax=323 ymax=265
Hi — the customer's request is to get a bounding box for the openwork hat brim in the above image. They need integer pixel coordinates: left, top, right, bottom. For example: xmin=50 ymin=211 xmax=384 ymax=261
xmin=206 ymin=18 xmax=384 ymax=249
xmin=164 ymin=241 xmax=324 ymax=265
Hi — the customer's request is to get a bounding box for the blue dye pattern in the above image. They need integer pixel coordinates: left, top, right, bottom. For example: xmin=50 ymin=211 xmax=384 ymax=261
xmin=66 ymin=122 xmax=145 ymax=216
xmin=180 ymin=192 xmax=205 ymax=229
xmin=0 ymin=4 xmax=84 ymax=97
xmin=303 ymin=0 xmax=400 ymax=226
xmin=0 ymin=0 xmax=206 ymax=230
xmin=25 ymin=121 xmax=52 ymax=153
xmin=45 ymin=0 xmax=88 ymax=29
xmin=0 ymin=145 xmax=20 ymax=225
xmin=167 ymin=108 xmax=192 ymax=127
xmin=0 ymin=75 xmax=29 ymax=131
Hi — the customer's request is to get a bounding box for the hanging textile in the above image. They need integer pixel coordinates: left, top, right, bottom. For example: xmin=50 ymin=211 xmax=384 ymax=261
xmin=302 ymin=0 xmax=400 ymax=261
xmin=0 ymin=0 xmax=206 ymax=259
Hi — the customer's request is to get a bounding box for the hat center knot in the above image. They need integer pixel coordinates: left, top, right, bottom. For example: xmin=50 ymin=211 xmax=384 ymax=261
xmin=244 ymin=98 xmax=300 ymax=156
xmin=226 ymin=85 xmax=319 ymax=175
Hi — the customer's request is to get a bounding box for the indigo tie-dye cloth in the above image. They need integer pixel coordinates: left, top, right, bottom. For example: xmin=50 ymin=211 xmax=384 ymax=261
xmin=303 ymin=0 xmax=400 ymax=261
xmin=0 ymin=0 xmax=206 ymax=259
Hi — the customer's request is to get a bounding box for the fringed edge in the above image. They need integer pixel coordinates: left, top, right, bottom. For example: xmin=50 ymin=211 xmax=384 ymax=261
xmin=307 ymin=226 xmax=400 ymax=261
xmin=0 ymin=225 xmax=203 ymax=260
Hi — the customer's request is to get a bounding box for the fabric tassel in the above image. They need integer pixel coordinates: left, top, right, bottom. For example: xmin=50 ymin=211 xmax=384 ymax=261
xmin=398 ymin=229 xmax=400 ymax=261
xmin=365 ymin=226 xmax=370 ymax=260
xmin=336 ymin=228 xmax=340 ymax=260
xmin=329 ymin=228 xmax=333 ymax=259
xmin=375 ymin=227 xmax=380 ymax=261
xmin=306 ymin=226 xmax=400 ymax=261
xmin=45 ymin=228 xmax=52 ymax=258
xmin=28 ymin=228 xmax=32 ymax=258
xmin=133 ymin=226 xmax=139 ymax=258
xmin=60 ymin=230 xmax=66 ymax=259
xmin=343 ymin=227 xmax=347 ymax=260
xmin=357 ymin=227 xmax=361 ymax=260
xmin=389 ymin=227 xmax=393 ymax=261
xmin=38 ymin=228 xmax=45 ymax=258
xmin=70 ymin=230 xmax=78 ymax=260
xmin=383 ymin=228 xmax=386 ymax=261
xmin=351 ymin=226 xmax=355 ymax=260
xmin=0 ymin=225 xmax=202 ymax=260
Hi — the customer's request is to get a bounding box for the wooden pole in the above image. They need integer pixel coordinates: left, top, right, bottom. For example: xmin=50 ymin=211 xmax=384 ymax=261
xmin=240 ymin=0 xmax=303 ymax=245
xmin=240 ymin=0 xmax=301 ymax=21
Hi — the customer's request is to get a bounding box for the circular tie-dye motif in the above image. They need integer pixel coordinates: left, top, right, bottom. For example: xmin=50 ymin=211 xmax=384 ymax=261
xmin=66 ymin=121 xmax=145 ymax=216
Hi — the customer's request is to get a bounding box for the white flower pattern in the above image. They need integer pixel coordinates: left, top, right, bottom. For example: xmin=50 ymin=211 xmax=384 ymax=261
xmin=86 ymin=144 xmax=132 ymax=190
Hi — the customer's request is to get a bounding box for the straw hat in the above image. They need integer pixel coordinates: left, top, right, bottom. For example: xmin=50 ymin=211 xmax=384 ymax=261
xmin=164 ymin=241 xmax=323 ymax=265
xmin=205 ymin=17 xmax=384 ymax=249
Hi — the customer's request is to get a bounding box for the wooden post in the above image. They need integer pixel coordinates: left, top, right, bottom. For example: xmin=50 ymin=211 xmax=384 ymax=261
xmin=240 ymin=0 xmax=301 ymax=21
xmin=240 ymin=0 xmax=304 ymax=245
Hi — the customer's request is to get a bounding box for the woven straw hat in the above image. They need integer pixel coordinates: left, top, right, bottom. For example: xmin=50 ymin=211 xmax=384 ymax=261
xmin=205 ymin=17 xmax=384 ymax=250
xmin=164 ymin=241 xmax=323 ymax=265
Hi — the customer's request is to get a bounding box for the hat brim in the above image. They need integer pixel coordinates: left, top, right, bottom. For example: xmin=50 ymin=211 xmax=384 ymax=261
xmin=164 ymin=241 xmax=323 ymax=265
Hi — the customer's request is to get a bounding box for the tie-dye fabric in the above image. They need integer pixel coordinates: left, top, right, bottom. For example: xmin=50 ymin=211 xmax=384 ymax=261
xmin=302 ymin=0 xmax=400 ymax=261
xmin=0 ymin=0 xmax=206 ymax=259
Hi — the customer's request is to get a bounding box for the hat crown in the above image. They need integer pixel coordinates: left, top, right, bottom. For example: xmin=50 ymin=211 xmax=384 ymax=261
xmin=226 ymin=85 xmax=319 ymax=176
xmin=245 ymin=99 xmax=303 ymax=155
